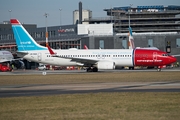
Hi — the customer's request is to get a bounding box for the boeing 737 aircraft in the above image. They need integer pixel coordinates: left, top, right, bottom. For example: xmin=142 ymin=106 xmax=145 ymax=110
xmin=11 ymin=19 xmax=177 ymax=72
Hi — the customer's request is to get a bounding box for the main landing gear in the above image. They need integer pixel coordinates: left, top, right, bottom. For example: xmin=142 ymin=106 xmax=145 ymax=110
xmin=157 ymin=66 xmax=162 ymax=72
xmin=86 ymin=67 xmax=98 ymax=72
xmin=157 ymin=68 xmax=161 ymax=72
xmin=129 ymin=67 xmax=134 ymax=70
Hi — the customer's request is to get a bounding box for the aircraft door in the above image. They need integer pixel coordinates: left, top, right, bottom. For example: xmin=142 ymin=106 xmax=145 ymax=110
xmin=38 ymin=53 xmax=42 ymax=61
xmin=153 ymin=52 xmax=157 ymax=64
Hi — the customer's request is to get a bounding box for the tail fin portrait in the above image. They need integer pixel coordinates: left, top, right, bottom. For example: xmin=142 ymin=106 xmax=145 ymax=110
xmin=10 ymin=19 xmax=47 ymax=51
xmin=128 ymin=27 xmax=135 ymax=49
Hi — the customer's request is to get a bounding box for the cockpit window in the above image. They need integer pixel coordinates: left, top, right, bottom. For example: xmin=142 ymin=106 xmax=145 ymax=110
xmin=162 ymin=54 xmax=168 ymax=56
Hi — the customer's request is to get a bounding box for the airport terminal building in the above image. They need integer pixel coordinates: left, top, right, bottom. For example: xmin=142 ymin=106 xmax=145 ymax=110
xmin=0 ymin=5 xmax=180 ymax=69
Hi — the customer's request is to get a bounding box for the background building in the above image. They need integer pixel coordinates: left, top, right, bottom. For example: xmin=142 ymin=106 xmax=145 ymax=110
xmin=84 ymin=5 xmax=180 ymax=33
xmin=0 ymin=4 xmax=180 ymax=69
xmin=73 ymin=9 xmax=92 ymax=24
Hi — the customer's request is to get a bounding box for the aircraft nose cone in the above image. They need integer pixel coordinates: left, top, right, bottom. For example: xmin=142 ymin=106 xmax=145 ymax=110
xmin=171 ymin=56 xmax=177 ymax=63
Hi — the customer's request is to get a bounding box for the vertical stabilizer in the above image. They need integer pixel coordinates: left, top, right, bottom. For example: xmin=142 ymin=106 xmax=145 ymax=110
xmin=128 ymin=27 xmax=135 ymax=49
xmin=10 ymin=19 xmax=47 ymax=51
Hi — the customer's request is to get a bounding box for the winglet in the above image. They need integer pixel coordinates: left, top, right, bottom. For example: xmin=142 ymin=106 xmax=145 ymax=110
xmin=47 ymin=45 xmax=56 ymax=55
xmin=84 ymin=45 xmax=88 ymax=50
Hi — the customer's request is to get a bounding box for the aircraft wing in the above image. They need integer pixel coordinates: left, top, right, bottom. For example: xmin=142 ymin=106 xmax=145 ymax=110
xmin=52 ymin=55 xmax=98 ymax=66
xmin=0 ymin=51 xmax=26 ymax=63
xmin=47 ymin=45 xmax=98 ymax=65
xmin=0 ymin=57 xmax=23 ymax=63
xmin=47 ymin=45 xmax=98 ymax=66
xmin=71 ymin=57 xmax=97 ymax=64
xmin=0 ymin=59 xmax=12 ymax=63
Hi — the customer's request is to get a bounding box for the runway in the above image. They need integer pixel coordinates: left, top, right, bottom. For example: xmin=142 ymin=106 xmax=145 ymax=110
xmin=0 ymin=81 xmax=180 ymax=97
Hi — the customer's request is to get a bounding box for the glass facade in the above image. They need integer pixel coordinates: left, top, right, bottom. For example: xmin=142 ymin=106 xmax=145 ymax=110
xmin=99 ymin=40 xmax=104 ymax=49
xmin=148 ymin=39 xmax=153 ymax=47
xmin=122 ymin=39 xmax=127 ymax=49
xmin=0 ymin=23 xmax=83 ymax=51
xmin=176 ymin=38 xmax=180 ymax=48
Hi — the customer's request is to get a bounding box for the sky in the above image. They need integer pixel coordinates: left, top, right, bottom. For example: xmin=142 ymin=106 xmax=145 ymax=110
xmin=0 ymin=0 xmax=180 ymax=27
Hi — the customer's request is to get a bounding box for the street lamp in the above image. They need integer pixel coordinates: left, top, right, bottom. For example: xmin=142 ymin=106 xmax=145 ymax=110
xmin=59 ymin=8 xmax=62 ymax=26
xmin=8 ymin=10 xmax=12 ymax=19
xmin=129 ymin=4 xmax=133 ymax=28
xmin=44 ymin=13 xmax=49 ymax=47
xmin=110 ymin=7 xmax=112 ymax=23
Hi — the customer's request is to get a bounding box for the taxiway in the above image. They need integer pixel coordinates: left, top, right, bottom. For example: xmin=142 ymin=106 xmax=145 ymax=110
xmin=0 ymin=68 xmax=180 ymax=97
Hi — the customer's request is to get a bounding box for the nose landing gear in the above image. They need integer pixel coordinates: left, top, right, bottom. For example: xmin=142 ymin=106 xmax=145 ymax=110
xmin=157 ymin=66 xmax=163 ymax=72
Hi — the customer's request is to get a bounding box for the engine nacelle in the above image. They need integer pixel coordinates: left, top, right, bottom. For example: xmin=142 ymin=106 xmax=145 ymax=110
xmin=97 ymin=61 xmax=115 ymax=70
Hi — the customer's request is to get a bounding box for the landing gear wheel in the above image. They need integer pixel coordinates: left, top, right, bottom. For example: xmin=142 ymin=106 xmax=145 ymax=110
xmin=93 ymin=67 xmax=98 ymax=72
xmin=129 ymin=67 xmax=134 ymax=70
xmin=157 ymin=66 xmax=162 ymax=72
xmin=86 ymin=67 xmax=92 ymax=72
xmin=86 ymin=67 xmax=98 ymax=72
xmin=157 ymin=68 xmax=161 ymax=72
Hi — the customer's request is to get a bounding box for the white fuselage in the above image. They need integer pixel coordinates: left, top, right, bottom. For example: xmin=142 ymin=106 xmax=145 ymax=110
xmin=19 ymin=49 xmax=134 ymax=67
xmin=0 ymin=51 xmax=14 ymax=63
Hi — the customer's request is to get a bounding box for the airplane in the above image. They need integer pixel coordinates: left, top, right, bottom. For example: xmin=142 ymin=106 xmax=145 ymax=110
xmin=0 ymin=50 xmax=25 ymax=70
xmin=0 ymin=51 xmax=14 ymax=63
xmin=0 ymin=50 xmax=13 ymax=71
xmin=11 ymin=19 xmax=177 ymax=72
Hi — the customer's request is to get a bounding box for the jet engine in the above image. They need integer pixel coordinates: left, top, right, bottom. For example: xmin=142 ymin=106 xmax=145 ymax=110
xmin=97 ymin=61 xmax=115 ymax=70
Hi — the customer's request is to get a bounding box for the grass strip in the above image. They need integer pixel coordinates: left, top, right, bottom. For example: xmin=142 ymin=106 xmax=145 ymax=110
xmin=0 ymin=92 xmax=180 ymax=120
